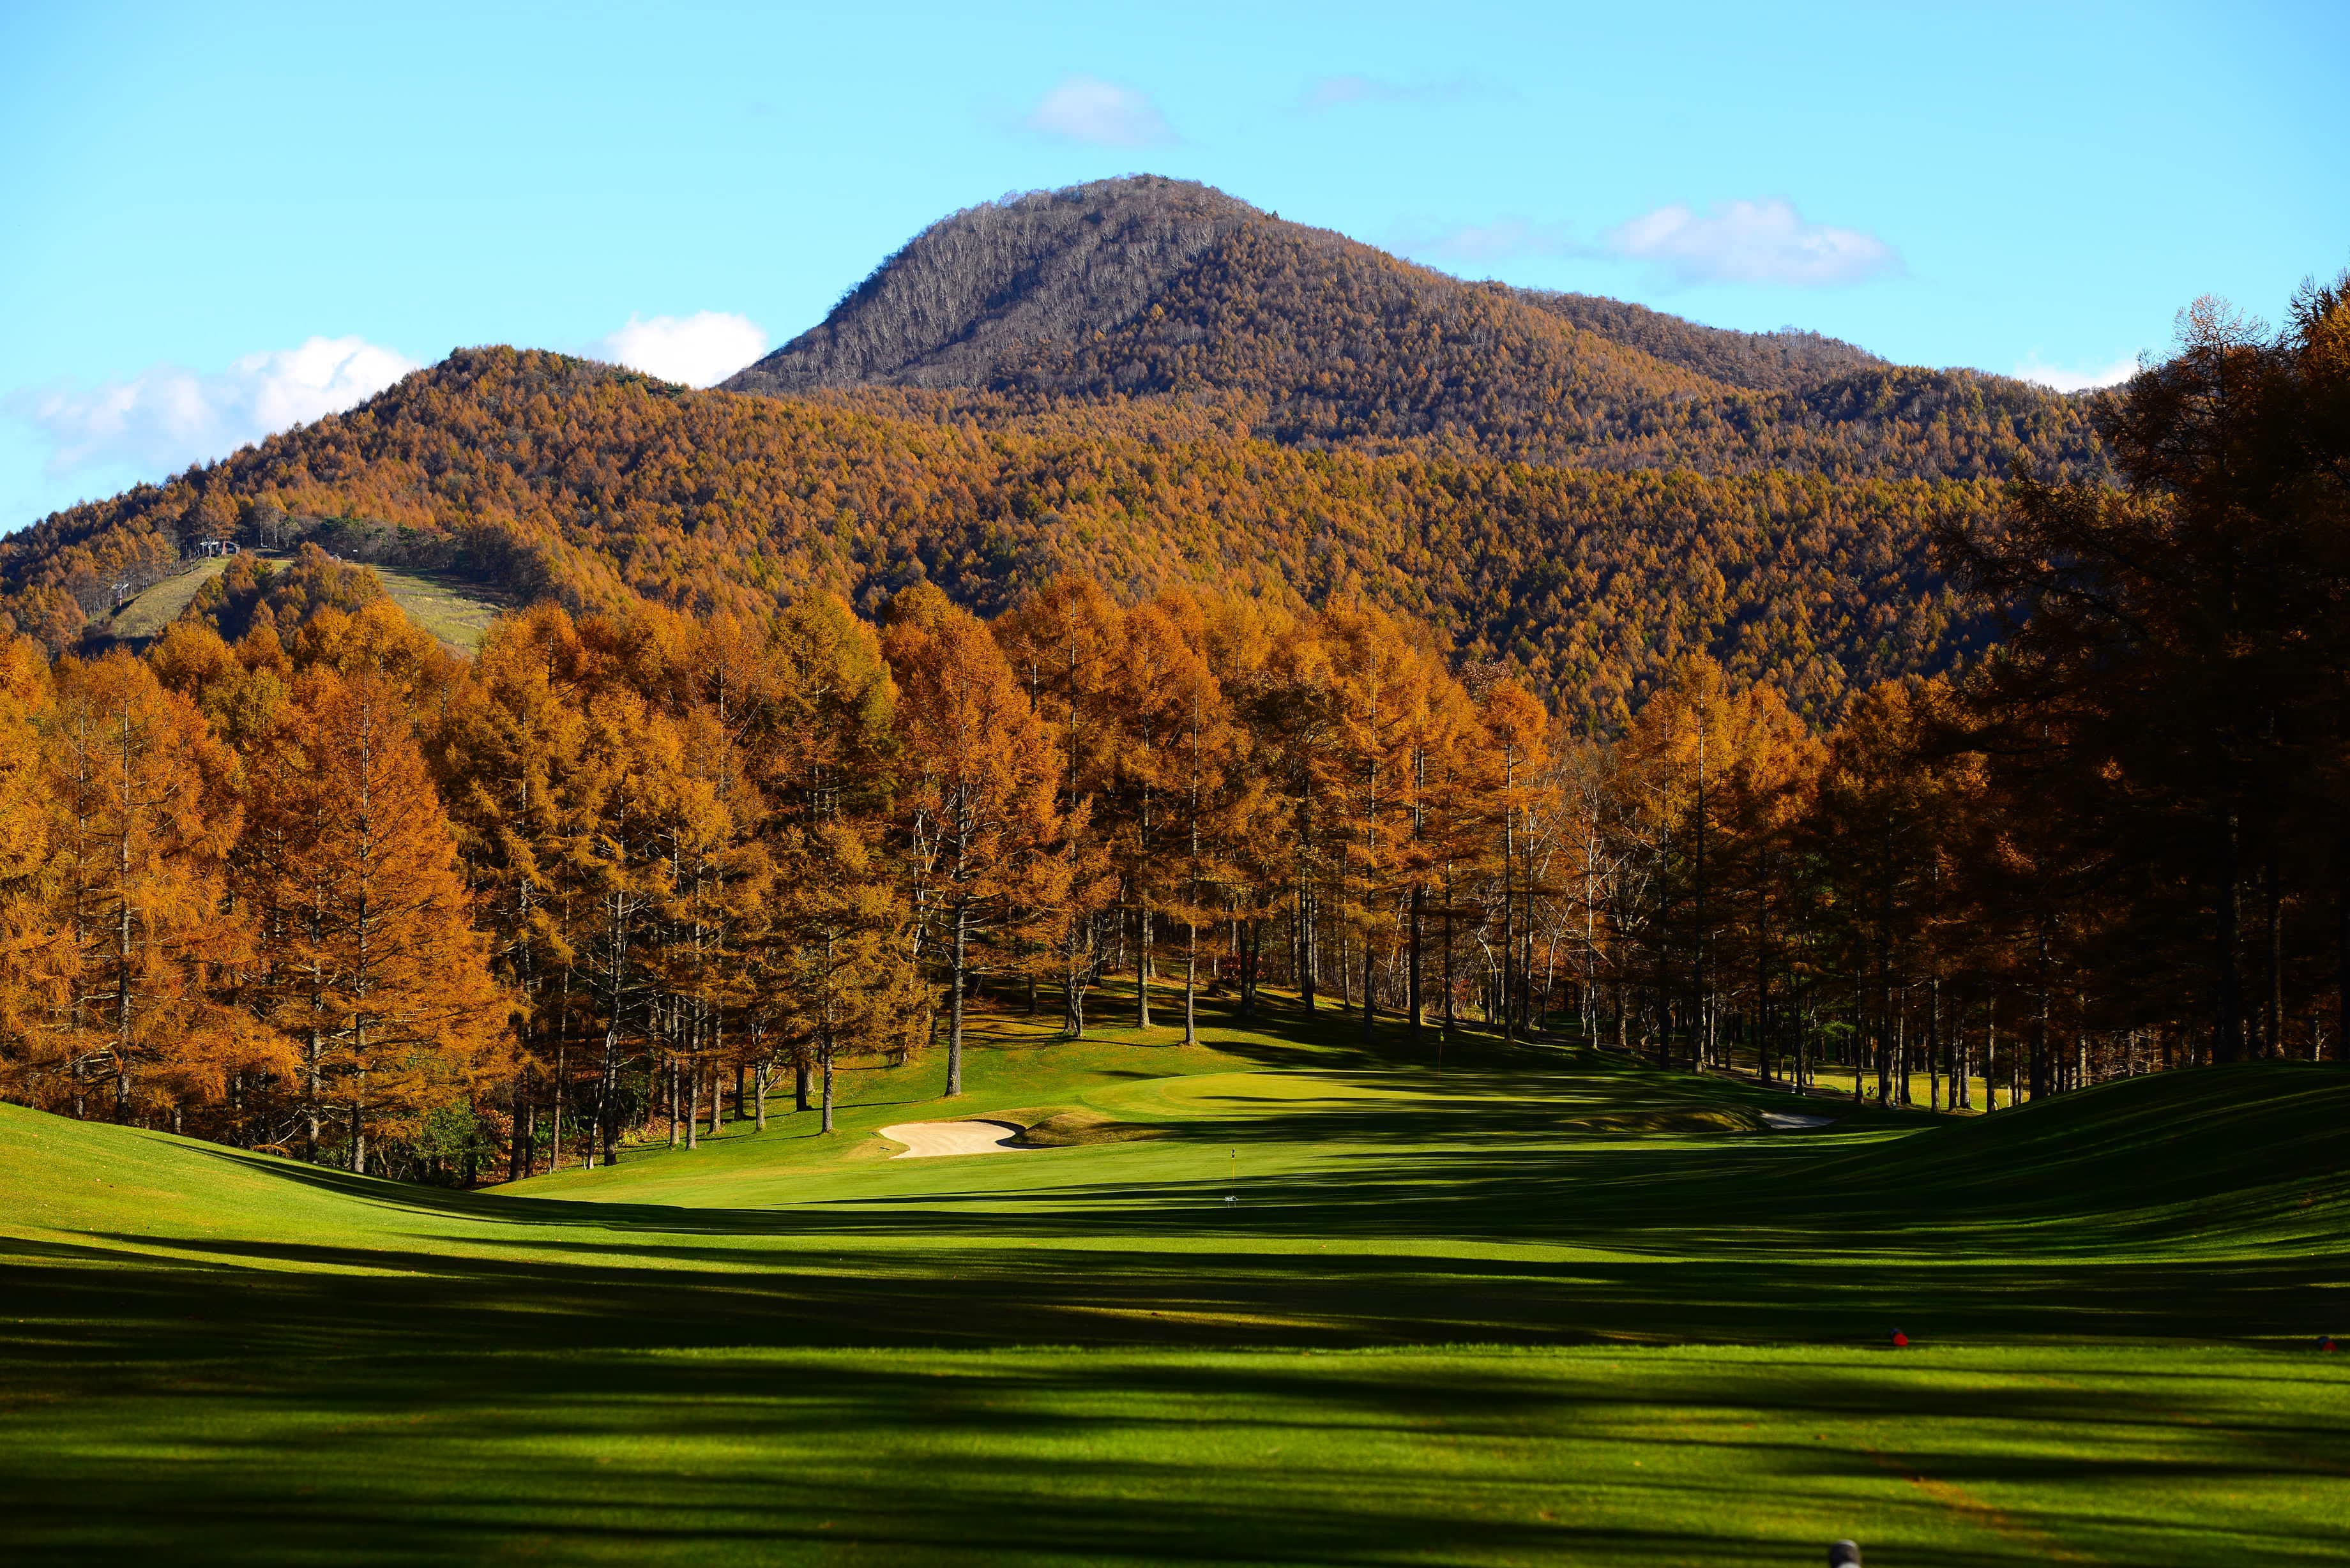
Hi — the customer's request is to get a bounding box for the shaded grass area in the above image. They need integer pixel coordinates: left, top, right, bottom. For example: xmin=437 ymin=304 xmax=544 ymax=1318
xmin=5 ymin=991 xmax=2350 ymax=1563
xmin=7 ymin=1340 xmax=2344 ymax=1566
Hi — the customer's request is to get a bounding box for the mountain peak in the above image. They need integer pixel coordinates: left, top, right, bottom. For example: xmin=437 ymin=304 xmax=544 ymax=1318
xmin=725 ymin=176 xmax=2093 ymax=483
xmin=727 ymin=176 xmax=1273 ymax=396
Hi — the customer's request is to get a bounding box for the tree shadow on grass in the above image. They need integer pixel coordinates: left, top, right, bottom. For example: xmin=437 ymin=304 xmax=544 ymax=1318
xmin=0 ymin=1332 xmax=2343 ymax=1566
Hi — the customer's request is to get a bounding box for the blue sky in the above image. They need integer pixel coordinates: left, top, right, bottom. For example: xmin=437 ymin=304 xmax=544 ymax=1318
xmin=3 ymin=0 xmax=2343 ymax=532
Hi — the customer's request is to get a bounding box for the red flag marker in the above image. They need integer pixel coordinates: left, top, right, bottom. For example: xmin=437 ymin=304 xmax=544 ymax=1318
xmin=1890 ymin=1330 xmax=1909 ymax=1348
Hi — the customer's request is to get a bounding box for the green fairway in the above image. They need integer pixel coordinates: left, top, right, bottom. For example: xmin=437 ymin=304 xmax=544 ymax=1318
xmin=4 ymin=995 xmax=2349 ymax=1564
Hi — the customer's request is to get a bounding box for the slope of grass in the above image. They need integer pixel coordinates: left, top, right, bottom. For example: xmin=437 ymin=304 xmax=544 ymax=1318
xmin=4 ymin=994 xmax=2348 ymax=1565
xmin=101 ymin=555 xmax=227 ymax=642
xmin=367 ymin=561 xmax=506 ymax=652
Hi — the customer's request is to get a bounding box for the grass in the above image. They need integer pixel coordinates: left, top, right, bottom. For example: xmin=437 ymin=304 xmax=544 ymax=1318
xmin=96 ymin=553 xmax=504 ymax=654
xmin=102 ymin=555 xmax=227 ymax=642
xmin=4 ymin=987 xmax=2349 ymax=1564
xmin=367 ymin=561 xmax=507 ymax=652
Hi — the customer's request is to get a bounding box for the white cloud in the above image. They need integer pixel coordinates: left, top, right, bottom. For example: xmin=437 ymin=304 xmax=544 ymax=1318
xmin=2012 ymin=351 xmax=2139 ymax=393
xmin=1022 ymin=75 xmax=1174 ymax=147
xmin=1393 ymin=216 xmax=1578 ymax=265
xmin=1602 ymin=199 xmax=1900 ymax=288
xmin=5 ymin=336 xmax=416 ymax=479
xmin=596 ymin=312 xmax=768 ymax=388
xmin=1299 ymin=74 xmax=1492 ymax=112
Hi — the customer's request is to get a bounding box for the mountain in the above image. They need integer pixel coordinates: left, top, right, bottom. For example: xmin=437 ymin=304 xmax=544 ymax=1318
xmin=0 ymin=348 xmax=2001 ymax=728
xmin=727 ymin=176 xmax=2100 ymax=483
xmin=0 ymin=176 xmax=2090 ymax=724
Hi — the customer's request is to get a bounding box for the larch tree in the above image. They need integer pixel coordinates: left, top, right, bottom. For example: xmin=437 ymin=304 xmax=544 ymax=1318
xmin=883 ymin=585 xmax=1061 ymax=1096
xmin=32 ymin=651 xmax=259 ymax=1126
xmin=243 ymin=667 xmax=505 ymax=1172
xmin=759 ymin=592 xmax=914 ymax=1133
xmin=0 ymin=638 xmax=54 ymax=1068
xmin=436 ymin=603 xmax=595 ymax=1176
xmin=992 ymin=575 xmax=1123 ymax=1036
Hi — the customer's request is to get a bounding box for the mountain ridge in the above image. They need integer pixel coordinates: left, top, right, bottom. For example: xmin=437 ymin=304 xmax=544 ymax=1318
xmin=725 ymin=176 xmax=2098 ymax=484
xmin=0 ymin=177 xmax=2084 ymax=723
xmin=0 ymin=346 xmax=1999 ymax=728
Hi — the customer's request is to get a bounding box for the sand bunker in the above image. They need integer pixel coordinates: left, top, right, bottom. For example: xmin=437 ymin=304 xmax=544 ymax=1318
xmin=1761 ymin=1112 xmax=1837 ymax=1131
xmin=877 ymin=1119 xmax=1027 ymax=1158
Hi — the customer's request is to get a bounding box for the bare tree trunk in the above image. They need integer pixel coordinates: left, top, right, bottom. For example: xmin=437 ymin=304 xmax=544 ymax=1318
xmin=946 ymin=905 xmax=968 ymax=1096
xmin=305 ymin=1028 xmax=322 ymax=1162
xmin=2217 ymin=799 xmax=2243 ymax=1062
xmin=546 ymin=967 xmax=570 ymax=1170
xmin=2265 ymin=850 xmax=2284 ymax=1058
xmin=1136 ymin=903 xmax=1153 ymax=1029
xmin=1183 ymin=923 xmax=1197 ymax=1047
xmin=347 ymin=1039 xmax=367 ymax=1173
xmin=1409 ymin=884 xmax=1424 ymax=1040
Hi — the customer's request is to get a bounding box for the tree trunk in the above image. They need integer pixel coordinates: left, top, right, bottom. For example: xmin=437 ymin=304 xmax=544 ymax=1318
xmin=946 ymin=905 xmax=968 ymax=1096
xmin=2217 ymin=799 xmax=2243 ymax=1062
xmin=2029 ymin=923 xmax=2054 ymax=1100
xmin=2265 ymin=849 xmax=2284 ymax=1058
xmin=510 ymin=1097 xmax=533 ymax=1182
xmin=549 ymin=970 xmax=570 ymax=1172
xmin=1409 ymin=884 xmax=1424 ymax=1039
xmin=1136 ymin=903 xmax=1152 ymax=1030
xmin=1183 ymin=923 xmax=1198 ymax=1048
xmin=305 ymin=1028 xmax=322 ymax=1163
xmin=820 ymin=1039 xmax=835 ymax=1134
xmin=596 ymin=1012 xmax=621 ymax=1169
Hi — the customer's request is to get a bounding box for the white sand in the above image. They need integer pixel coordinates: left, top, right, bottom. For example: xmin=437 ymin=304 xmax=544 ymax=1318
xmin=877 ymin=1119 xmax=1027 ymax=1158
xmin=1762 ymin=1112 xmax=1837 ymax=1131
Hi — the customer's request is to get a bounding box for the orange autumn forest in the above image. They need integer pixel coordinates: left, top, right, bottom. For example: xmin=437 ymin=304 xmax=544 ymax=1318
xmin=2 ymin=227 xmax=2347 ymax=1180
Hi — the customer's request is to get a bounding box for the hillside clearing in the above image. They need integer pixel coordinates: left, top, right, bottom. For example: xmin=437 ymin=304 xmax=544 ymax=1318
xmin=101 ymin=555 xmax=227 ymax=642
xmin=366 ymin=561 xmax=505 ymax=652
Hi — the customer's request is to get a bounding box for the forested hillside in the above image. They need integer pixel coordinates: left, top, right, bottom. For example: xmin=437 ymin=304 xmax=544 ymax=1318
xmin=0 ymin=349 xmax=1999 ymax=728
xmin=0 ymin=264 xmax=2340 ymax=1192
xmin=729 ymin=177 xmax=2103 ymax=483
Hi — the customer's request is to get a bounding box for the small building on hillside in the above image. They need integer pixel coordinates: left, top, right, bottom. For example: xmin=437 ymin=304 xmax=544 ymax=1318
xmin=193 ymin=539 xmax=240 ymax=559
